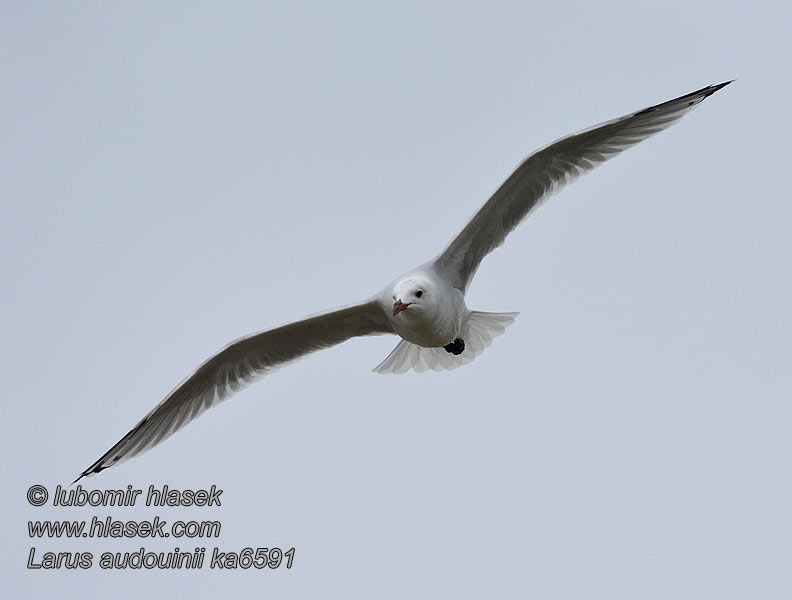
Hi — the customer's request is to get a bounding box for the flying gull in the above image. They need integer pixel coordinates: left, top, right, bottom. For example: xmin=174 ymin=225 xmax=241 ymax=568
xmin=76 ymin=81 xmax=731 ymax=481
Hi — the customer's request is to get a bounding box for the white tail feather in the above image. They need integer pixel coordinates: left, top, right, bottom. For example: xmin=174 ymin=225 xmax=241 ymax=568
xmin=372 ymin=311 xmax=519 ymax=374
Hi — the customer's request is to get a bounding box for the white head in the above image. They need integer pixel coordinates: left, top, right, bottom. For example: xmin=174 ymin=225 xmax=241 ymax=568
xmin=390 ymin=276 xmax=433 ymax=318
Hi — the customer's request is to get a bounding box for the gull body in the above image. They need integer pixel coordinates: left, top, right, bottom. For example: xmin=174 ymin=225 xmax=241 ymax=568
xmin=382 ymin=267 xmax=467 ymax=348
xmin=76 ymin=82 xmax=731 ymax=480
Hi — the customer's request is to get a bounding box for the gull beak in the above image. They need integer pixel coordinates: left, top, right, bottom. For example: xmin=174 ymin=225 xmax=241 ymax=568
xmin=392 ymin=299 xmax=411 ymax=316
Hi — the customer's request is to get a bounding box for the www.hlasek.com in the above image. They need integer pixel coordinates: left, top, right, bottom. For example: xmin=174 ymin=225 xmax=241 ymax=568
xmin=26 ymin=484 xmax=294 ymax=570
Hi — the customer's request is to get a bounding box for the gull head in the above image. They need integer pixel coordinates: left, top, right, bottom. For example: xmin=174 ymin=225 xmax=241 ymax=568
xmin=391 ymin=276 xmax=432 ymax=317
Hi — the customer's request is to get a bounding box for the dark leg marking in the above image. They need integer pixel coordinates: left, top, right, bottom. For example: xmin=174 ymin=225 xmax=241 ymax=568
xmin=443 ymin=338 xmax=465 ymax=355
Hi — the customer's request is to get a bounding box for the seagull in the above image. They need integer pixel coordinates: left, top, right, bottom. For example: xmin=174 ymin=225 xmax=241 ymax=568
xmin=76 ymin=81 xmax=731 ymax=481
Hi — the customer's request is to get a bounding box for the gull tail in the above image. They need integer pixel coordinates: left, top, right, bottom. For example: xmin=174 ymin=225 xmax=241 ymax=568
xmin=372 ymin=311 xmax=519 ymax=374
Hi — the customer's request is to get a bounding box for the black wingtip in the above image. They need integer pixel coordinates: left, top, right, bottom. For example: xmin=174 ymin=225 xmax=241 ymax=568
xmin=72 ymin=461 xmax=108 ymax=485
xmin=633 ymin=80 xmax=734 ymax=118
xmin=702 ymin=80 xmax=734 ymax=98
xmin=687 ymin=80 xmax=734 ymax=103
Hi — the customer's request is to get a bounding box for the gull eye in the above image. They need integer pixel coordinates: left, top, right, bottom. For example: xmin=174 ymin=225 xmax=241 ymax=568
xmin=416 ymin=290 xmax=423 ymax=298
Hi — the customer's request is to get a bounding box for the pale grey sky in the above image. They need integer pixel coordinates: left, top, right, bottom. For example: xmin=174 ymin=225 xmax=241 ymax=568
xmin=3 ymin=1 xmax=790 ymax=598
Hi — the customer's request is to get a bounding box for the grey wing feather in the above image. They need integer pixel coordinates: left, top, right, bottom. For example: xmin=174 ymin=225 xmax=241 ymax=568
xmin=433 ymin=81 xmax=732 ymax=291
xmin=76 ymin=299 xmax=392 ymax=480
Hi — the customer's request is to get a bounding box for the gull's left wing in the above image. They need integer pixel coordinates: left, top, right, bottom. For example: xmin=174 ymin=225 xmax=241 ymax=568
xmin=433 ymin=82 xmax=732 ymax=292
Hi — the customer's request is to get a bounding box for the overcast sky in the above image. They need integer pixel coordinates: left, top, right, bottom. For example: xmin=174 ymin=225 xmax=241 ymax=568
xmin=3 ymin=1 xmax=790 ymax=598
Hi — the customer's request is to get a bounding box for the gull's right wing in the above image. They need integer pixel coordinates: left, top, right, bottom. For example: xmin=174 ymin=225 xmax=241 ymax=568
xmin=76 ymin=299 xmax=392 ymax=481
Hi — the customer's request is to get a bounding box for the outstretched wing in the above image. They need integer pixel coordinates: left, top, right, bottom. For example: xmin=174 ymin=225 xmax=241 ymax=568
xmin=76 ymin=300 xmax=392 ymax=480
xmin=433 ymin=81 xmax=731 ymax=291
